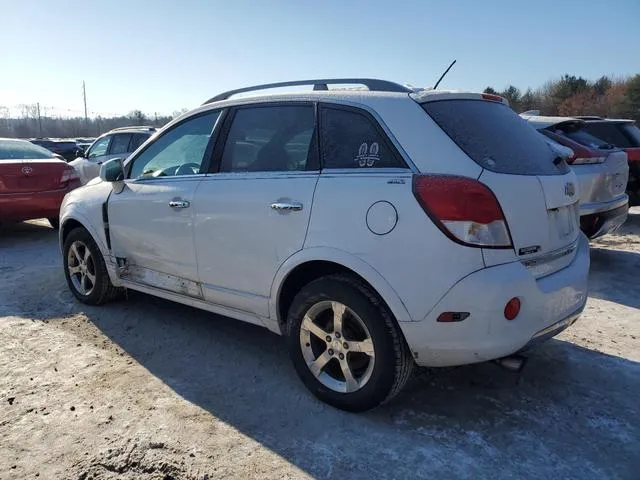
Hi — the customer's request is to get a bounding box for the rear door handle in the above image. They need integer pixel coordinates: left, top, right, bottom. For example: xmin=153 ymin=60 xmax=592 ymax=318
xmin=270 ymin=202 xmax=303 ymax=212
xmin=169 ymin=199 xmax=190 ymax=209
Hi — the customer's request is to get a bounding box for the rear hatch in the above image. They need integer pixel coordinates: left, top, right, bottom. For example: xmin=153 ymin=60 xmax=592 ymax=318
xmin=0 ymin=140 xmax=69 ymax=193
xmin=418 ymin=96 xmax=580 ymax=274
xmin=0 ymin=159 xmax=68 ymax=193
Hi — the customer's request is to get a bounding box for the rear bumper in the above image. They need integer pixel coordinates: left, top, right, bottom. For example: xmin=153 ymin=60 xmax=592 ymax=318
xmin=399 ymin=234 xmax=589 ymax=367
xmin=580 ymin=199 xmax=629 ymax=239
xmin=0 ymin=187 xmax=74 ymax=221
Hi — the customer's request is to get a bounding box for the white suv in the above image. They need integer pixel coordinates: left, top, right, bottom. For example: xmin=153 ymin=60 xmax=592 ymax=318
xmin=69 ymin=126 xmax=155 ymax=185
xmin=59 ymin=79 xmax=589 ymax=412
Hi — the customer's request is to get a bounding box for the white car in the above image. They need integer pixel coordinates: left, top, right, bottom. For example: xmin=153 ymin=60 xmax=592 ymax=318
xmin=68 ymin=126 xmax=155 ymax=185
xmin=521 ymin=114 xmax=629 ymax=239
xmin=59 ymin=79 xmax=589 ymax=412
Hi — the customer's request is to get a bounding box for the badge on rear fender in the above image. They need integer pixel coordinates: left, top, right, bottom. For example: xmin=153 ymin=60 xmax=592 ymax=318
xmin=564 ymin=182 xmax=575 ymax=197
xmin=519 ymin=245 xmax=541 ymax=256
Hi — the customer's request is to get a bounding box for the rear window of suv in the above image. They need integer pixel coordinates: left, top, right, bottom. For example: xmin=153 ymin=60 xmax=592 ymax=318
xmin=422 ymin=100 xmax=569 ymax=175
xmin=583 ymin=122 xmax=640 ymax=148
xmin=548 ymin=122 xmax=613 ymax=150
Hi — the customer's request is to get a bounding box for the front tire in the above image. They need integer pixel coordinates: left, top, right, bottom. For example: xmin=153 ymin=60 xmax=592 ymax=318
xmin=286 ymin=274 xmax=413 ymax=412
xmin=63 ymin=227 xmax=120 ymax=305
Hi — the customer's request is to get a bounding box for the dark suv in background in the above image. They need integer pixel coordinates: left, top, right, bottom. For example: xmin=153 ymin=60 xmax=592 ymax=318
xmin=579 ymin=117 xmax=640 ymax=205
xmin=30 ymin=139 xmax=83 ymax=161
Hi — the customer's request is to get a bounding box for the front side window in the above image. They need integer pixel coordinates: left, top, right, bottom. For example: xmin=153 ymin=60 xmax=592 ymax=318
xmin=129 ymin=111 xmax=219 ymax=179
xmin=320 ymin=106 xmax=405 ymax=169
xmin=109 ymin=134 xmax=133 ymax=155
xmin=220 ymin=105 xmax=316 ymax=173
xmin=87 ymin=136 xmax=111 ymax=159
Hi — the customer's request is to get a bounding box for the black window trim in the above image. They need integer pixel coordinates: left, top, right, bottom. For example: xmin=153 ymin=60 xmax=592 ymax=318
xmin=124 ymin=108 xmax=225 ymax=180
xmin=209 ymin=101 xmax=320 ymax=174
xmin=317 ymin=102 xmax=408 ymax=171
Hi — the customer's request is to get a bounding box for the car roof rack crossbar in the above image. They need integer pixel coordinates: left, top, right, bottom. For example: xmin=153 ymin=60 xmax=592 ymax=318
xmin=203 ymin=78 xmax=412 ymax=104
xmin=110 ymin=126 xmax=157 ymax=132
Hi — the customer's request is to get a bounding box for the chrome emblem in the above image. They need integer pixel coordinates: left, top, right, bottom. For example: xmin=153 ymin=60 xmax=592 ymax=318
xmin=21 ymin=166 xmax=34 ymax=175
xmin=564 ymin=182 xmax=575 ymax=197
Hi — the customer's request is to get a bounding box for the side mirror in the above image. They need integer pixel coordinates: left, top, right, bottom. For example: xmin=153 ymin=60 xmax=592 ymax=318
xmin=99 ymin=158 xmax=125 ymax=183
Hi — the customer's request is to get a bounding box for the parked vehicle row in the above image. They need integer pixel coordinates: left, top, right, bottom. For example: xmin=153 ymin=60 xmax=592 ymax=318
xmin=69 ymin=126 xmax=155 ymax=185
xmin=30 ymin=138 xmax=84 ymax=161
xmin=58 ymin=79 xmax=590 ymax=412
xmin=520 ymin=113 xmax=629 ymax=239
xmin=0 ymin=138 xmax=80 ymax=228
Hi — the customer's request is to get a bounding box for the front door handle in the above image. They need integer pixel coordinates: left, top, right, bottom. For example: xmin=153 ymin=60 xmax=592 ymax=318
xmin=169 ymin=199 xmax=190 ymax=209
xmin=270 ymin=202 xmax=303 ymax=212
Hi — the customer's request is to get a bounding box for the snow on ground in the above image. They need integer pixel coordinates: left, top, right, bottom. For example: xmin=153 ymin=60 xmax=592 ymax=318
xmin=0 ymin=209 xmax=639 ymax=479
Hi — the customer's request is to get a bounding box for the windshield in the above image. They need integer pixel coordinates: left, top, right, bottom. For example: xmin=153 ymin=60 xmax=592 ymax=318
xmin=0 ymin=140 xmax=56 ymax=160
xmin=421 ymin=99 xmax=569 ymax=175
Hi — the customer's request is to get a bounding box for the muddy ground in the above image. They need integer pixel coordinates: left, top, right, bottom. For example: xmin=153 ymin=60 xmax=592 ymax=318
xmin=1 ymin=210 xmax=639 ymax=479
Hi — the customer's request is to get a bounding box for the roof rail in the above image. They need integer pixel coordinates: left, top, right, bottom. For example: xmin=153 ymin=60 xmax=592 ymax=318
xmin=203 ymin=78 xmax=412 ymax=104
xmin=109 ymin=125 xmax=157 ymax=132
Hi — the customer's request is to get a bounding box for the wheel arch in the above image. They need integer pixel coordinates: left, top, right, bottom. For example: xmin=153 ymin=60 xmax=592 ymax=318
xmin=271 ymin=248 xmax=413 ymax=334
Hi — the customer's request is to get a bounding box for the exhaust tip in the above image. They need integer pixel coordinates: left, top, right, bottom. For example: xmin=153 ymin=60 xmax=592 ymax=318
xmin=493 ymin=354 xmax=527 ymax=373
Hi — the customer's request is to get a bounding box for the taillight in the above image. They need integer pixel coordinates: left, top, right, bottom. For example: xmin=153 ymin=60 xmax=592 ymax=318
xmin=60 ymin=167 xmax=80 ymax=184
xmin=413 ymin=175 xmax=513 ymax=248
xmin=482 ymin=93 xmax=504 ymax=103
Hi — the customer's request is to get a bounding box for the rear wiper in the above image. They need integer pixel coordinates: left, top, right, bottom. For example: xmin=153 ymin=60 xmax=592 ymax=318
xmin=598 ymin=143 xmax=615 ymax=150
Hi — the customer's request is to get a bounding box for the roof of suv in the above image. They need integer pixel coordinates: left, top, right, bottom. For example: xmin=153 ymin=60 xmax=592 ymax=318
xmin=106 ymin=126 xmax=156 ymax=134
xmin=200 ymin=78 xmax=508 ymax=109
xmin=520 ymin=114 xmax=584 ymax=129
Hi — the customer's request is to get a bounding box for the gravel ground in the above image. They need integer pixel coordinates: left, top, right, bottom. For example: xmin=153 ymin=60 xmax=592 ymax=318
xmin=1 ymin=210 xmax=639 ymax=479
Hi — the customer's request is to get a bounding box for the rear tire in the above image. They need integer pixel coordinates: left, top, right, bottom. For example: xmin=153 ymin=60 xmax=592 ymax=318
xmin=286 ymin=274 xmax=413 ymax=412
xmin=48 ymin=217 xmax=60 ymax=229
xmin=63 ymin=227 xmax=121 ymax=305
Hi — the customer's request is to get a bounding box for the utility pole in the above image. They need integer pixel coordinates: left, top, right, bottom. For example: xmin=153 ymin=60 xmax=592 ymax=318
xmin=82 ymin=81 xmax=88 ymax=133
xmin=154 ymin=112 xmax=158 ymax=125
xmin=36 ymin=102 xmax=42 ymax=137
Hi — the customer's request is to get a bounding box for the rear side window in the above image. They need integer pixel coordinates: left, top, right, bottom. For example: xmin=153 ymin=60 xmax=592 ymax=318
xmin=320 ymin=106 xmax=405 ymax=169
xmin=422 ymin=100 xmax=569 ymax=175
xmin=109 ymin=134 xmax=133 ymax=155
xmin=220 ymin=105 xmax=316 ymax=172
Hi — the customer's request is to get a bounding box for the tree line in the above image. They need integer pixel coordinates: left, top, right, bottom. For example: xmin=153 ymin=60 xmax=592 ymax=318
xmin=485 ymin=74 xmax=640 ymax=120
xmin=0 ymin=108 xmax=187 ymax=139
xmin=1 ymin=73 xmax=639 ymax=140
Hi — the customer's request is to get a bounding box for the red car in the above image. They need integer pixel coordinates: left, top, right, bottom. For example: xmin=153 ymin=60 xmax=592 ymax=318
xmin=0 ymin=138 xmax=81 ymax=228
xmin=580 ymin=117 xmax=640 ymax=205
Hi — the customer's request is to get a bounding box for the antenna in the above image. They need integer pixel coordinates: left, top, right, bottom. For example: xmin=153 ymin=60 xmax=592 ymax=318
xmin=433 ymin=59 xmax=457 ymax=90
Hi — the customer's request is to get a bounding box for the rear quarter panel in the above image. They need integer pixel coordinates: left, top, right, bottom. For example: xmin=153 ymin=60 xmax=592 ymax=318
xmin=304 ymin=170 xmax=485 ymax=322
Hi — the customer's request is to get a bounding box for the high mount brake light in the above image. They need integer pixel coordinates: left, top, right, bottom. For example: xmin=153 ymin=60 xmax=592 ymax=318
xmin=412 ymin=175 xmax=513 ymax=248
